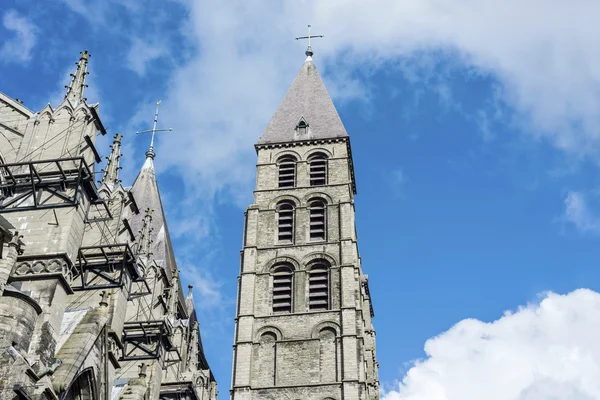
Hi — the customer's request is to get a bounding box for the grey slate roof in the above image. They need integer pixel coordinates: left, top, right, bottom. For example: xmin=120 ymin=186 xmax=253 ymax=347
xmin=257 ymin=58 xmax=349 ymax=145
xmin=128 ymin=157 xmax=177 ymax=283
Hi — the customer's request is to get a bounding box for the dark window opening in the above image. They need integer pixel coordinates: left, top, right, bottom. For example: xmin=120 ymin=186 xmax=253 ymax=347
xmin=309 ymin=153 xmax=327 ymax=186
xmin=309 ymin=199 xmax=326 ymax=241
xmin=277 ymin=201 xmax=294 ymax=243
xmin=278 ymin=156 xmax=296 ymax=188
xmin=273 ymin=265 xmax=293 ymax=313
xmin=297 ymin=120 xmax=308 ymax=136
xmin=309 ymin=263 xmax=329 ymax=311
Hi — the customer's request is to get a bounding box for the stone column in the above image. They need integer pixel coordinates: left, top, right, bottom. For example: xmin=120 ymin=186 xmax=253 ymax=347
xmin=0 ymin=231 xmax=22 ymax=295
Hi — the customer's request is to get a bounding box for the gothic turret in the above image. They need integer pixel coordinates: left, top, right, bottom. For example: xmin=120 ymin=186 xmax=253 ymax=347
xmin=64 ymin=50 xmax=90 ymax=105
xmin=100 ymin=133 xmax=123 ymax=189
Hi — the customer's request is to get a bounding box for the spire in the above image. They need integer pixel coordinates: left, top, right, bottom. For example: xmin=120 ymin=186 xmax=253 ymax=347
xmin=136 ymin=101 xmax=172 ymax=160
xmin=100 ymin=133 xmax=123 ymax=189
xmin=136 ymin=208 xmax=153 ymax=257
xmin=65 ymin=50 xmax=90 ymax=105
xmin=257 ymin=55 xmax=348 ymax=145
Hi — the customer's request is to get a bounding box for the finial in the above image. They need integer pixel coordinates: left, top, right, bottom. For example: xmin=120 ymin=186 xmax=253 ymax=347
xmin=65 ymin=50 xmax=91 ymax=105
xmin=136 ymin=208 xmax=154 ymax=257
xmin=295 ymin=25 xmax=323 ymax=61
xmin=187 ymin=284 xmax=193 ymax=298
xmin=100 ymin=133 xmax=123 ymax=189
xmin=136 ymin=101 xmax=173 ymax=160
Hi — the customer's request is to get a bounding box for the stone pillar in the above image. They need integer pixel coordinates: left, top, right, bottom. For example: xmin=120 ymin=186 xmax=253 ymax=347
xmin=0 ymin=231 xmax=23 ymax=295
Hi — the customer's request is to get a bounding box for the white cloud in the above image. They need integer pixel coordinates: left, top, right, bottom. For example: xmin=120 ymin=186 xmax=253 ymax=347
xmin=147 ymin=0 xmax=600 ymax=207
xmin=383 ymin=289 xmax=600 ymax=400
xmin=0 ymin=9 xmax=37 ymax=64
xmin=564 ymin=191 xmax=600 ymax=233
xmin=126 ymin=37 xmax=168 ymax=77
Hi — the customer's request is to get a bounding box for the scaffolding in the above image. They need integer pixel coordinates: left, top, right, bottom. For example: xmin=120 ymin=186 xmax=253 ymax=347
xmin=71 ymin=244 xmax=149 ymax=295
xmin=0 ymin=156 xmax=98 ymax=212
xmin=120 ymin=320 xmax=177 ymax=362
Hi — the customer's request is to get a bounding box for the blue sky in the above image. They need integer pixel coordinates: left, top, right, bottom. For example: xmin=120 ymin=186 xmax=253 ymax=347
xmin=2 ymin=1 xmax=600 ymax=398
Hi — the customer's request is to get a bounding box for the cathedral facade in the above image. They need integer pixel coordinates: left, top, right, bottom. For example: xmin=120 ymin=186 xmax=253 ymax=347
xmin=230 ymin=48 xmax=379 ymax=400
xmin=0 ymin=52 xmax=217 ymax=400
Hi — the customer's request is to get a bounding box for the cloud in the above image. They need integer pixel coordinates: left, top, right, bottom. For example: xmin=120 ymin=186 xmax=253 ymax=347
xmin=383 ymin=289 xmax=600 ymax=400
xmin=143 ymin=0 xmax=600 ymax=208
xmin=126 ymin=37 xmax=169 ymax=77
xmin=0 ymin=9 xmax=37 ymax=64
xmin=563 ymin=191 xmax=600 ymax=234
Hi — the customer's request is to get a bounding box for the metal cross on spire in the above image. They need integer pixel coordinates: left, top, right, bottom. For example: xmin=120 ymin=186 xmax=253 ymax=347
xmin=135 ymin=101 xmax=173 ymax=160
xmin=295 ymin=24 xmax=324 ymax=60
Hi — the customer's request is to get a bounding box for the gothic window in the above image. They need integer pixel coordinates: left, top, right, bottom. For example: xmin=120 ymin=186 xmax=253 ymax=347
xmin=272 ymin=264 xmax=293 ymax=313
xmin=277 ymin=201 xmax=295 ymax=243
xmin=308 ymin=153 xmax=328 ymax=186
xmin=308 ymin=199 xmax=326 ymax=241
xmin=308 ymin=262 xmax=329 ymax=311
xmin=63 ymin=368 xmax=97 ymax=400
xmin=278 ymin=155 xmax=296 ymax=188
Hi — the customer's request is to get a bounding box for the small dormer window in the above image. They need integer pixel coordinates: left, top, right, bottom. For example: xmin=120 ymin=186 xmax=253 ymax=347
xmin=296 ymin=119 xmax=308 ymax=136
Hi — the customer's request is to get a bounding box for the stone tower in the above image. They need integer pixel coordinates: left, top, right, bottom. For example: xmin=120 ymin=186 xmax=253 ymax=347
xmin=230 ymin=49 xmax=379 ymax=400
xmin=0 ymin=52 xmax=217 ymax=400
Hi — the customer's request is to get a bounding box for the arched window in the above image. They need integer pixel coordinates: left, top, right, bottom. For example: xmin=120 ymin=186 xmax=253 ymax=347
xmin=308 ymin=199 xmax=326 ymax=241
xmin=63 ymin=368 xmax=97 ymax=400
xmin=272 ymin=264 xmax=293 ymax=313
xmin=297 ymin=120 xmax=308 ymax=136
xmin=257 ymin=332 xmax=277 ymax=386
xmin=277 ymin=201 xmax=295 ymax=243
xmin=308 ymin=262 xmax=329 ymax=311
xmin=278 ymin=155 xmax=296 ymax=188
xmin=308 ymin=153 xmax=328 ymax=186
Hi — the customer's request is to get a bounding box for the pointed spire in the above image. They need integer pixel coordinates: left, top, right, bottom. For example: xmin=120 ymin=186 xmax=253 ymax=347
xmin=257 ymin=56 xmax=348 ymax=145
xmin=136 ymin=208 xmax=153 ymax=257
xmin=100 ymin=133 xmax=123 ymax=189
xmin=65 ymin=50 xmax=90 ymax=105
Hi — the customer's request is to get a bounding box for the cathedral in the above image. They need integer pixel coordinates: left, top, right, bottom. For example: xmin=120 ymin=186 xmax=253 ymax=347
xmin=0 ymin=51 xmax=217 ymax=400
xmin=0 ymin=43 xmax=379 ymax=400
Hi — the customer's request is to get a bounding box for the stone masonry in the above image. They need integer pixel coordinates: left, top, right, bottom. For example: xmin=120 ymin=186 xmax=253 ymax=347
xmin=0 ymin=51 xmax=217 ymax=400
xmin=230 ymin=49 xmax=379 ymax=400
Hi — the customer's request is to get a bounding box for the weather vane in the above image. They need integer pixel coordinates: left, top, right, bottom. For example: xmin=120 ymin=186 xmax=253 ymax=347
xmin=135 ymin=101 xmax=173 ymax=159
xmin=295 ymin=24 xmax=324 ymax=58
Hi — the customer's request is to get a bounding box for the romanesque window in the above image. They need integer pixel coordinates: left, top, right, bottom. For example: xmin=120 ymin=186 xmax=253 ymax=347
xmin=278 ymin=155 xmax=296 ymax=188
xmin=319 ymin=328 xmax=337 ymax=382
xmin=308 ymin=153 xmax=328 ymax=186
xmin=308 ymin=199 xmax=326 ymax=241
xmin=277 ymin=201 xmax=295 ymax=243
xmin=308 ymin=262 xmax=329 ymax=311
xmin=257 ymin=332 xmax=277 ymax=386
xmin=272 ymin=264 xmax=293 ymax=313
